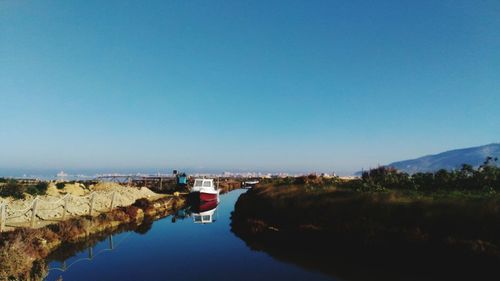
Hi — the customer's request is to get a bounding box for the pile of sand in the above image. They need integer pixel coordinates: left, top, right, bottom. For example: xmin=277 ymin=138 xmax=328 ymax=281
xmin=46 ymin=182 xmax=91 ymax=197
xmin=91 ymin=182 xmax=127 ymax=191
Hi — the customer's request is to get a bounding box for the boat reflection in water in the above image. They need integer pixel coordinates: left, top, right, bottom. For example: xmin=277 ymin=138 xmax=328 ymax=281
xmin=172 ymin=197 xmax=219 ymax=224
xmin=192 ymin=200 xmax=218 ymax=224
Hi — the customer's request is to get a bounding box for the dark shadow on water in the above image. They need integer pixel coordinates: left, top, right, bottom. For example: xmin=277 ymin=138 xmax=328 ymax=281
xmin=230 ymin=188 xmax=500 ymax=281
xmin=231 ymin=223 xmax=500 ymax=281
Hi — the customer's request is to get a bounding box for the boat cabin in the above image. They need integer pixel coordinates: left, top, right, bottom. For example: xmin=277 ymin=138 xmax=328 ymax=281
xmin=192 ymin=179 xmax=217 ymax=191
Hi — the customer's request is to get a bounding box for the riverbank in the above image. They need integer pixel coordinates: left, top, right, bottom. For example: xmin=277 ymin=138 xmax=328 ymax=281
xmin=0 ymin=182 xmax=164 ymax=230
xmin=0 ymin=194 xmax=186 ymax=280
xmin=231 ymin=183 xmax=500 ymax=280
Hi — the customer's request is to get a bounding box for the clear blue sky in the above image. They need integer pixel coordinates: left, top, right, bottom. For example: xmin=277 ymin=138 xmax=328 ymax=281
xmin=1 ymin=0 xmax=499 ymax=175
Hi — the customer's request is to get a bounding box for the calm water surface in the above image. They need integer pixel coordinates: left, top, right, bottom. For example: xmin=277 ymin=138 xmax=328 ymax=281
xmin=44 ymin=189 xmax=337 ymax=281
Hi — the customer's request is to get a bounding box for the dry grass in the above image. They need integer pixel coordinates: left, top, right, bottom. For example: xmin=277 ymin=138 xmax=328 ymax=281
xmin=231 ymin=184 xmax=500 ymax=281
xmin=235 ymin=184 xmax=500 ymax=251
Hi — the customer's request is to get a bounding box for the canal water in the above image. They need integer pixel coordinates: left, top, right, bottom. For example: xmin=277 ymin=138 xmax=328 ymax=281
xmin=44 ymin=189 xmax=336 ymax=281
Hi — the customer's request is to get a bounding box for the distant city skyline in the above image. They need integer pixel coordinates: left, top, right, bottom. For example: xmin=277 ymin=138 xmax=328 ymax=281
xmin=1 ymin=1 xmax=499 ymax=175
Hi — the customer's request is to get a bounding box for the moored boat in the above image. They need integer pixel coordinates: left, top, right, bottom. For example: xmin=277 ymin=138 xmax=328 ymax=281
xmin=241 ymin=180 xmax=259 ymax=188
xmin=189 ymin=178 xmax=219 ymax=205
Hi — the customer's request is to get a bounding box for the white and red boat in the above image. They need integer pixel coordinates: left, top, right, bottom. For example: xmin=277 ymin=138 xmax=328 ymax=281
xmin=190 ymin=178 xmax=219 ymax=204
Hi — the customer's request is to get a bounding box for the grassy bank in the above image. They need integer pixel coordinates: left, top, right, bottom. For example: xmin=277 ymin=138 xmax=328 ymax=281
xmin=0 ymin=195 xmax=185 ymax=280
xmin=231 ymin=182 xmax=500 ymax=281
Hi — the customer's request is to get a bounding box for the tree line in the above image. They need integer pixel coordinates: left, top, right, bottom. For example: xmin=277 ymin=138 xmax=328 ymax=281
xmin=0 ymin=179 xmax=49 ymax=199
xmin=360 ymin=157 xmax=500 ymax=192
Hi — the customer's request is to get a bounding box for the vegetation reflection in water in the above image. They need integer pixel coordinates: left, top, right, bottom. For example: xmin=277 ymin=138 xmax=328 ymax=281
xmin=47 ymin=234 xmax=130 ymax=276
xmin=43 ymin=190 xmax=335 ymax=281
xmin=47 ymin=203 xmax=220 ymax=277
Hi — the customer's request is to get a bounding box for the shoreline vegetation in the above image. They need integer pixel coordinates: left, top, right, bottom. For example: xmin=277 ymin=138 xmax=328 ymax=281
xmin=231 ymin=162 xmax=500 ymax=281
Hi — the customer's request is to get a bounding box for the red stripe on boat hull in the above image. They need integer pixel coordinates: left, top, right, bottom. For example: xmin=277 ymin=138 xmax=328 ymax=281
xmin=196 ymin=200 xmax=218 ymax=212
xmin=199 ymin=192 xmax=218 ymax=202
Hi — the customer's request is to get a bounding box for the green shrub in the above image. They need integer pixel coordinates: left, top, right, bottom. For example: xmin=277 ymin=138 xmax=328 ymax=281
xmin=26 ymin=186 xmax=39 ymax=196
xmin=56 ymin=182 xmax=65 ymax=190
xmin=35 ymin=182 xmax=48 ymax=194
xmin=36 ymin=181 xmax=49 ymax=194
xmin=26 ymin=182 xmax=49 ymax=196
xmin=355 ymin=157 xmax=500 ymax=193
xmin=0 ymin=180 xmax=25 ymax=199
xmin=273 ymin=177 xmax=296 ymax=186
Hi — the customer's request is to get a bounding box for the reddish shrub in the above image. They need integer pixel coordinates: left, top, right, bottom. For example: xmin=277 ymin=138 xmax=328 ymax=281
xmin=132 ymin=198 xmax=151 ymax=209
xmin=120 ymin=205 xmax=141 ymax=220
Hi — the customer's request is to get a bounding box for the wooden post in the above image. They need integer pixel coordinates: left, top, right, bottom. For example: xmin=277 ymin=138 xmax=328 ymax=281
xmin=109 ymin=235 xmax=114 ymax=250
xmin=62 ymin=195 xmax=69 ymax=220
xmin=0 ymin=203 xmax=6 ymax=232
xmin=89 ymin=193 xmax=96 ymax=216
xmin=31 ymin=198 xmax=38 ymax=228
xmin=109 ymin=191 xmax=116 ymax=211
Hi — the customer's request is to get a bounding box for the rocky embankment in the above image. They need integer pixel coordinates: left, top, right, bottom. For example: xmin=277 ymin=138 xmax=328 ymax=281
xmin=0 ymin=182 xmax=163 ymax=228
xmin=231 ymin=185 xmax=500 ymax=281
xmin=0 ymin=189 xmax=186 ymax=280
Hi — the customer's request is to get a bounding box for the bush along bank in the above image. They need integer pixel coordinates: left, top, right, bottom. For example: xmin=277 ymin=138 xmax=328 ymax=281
xmin=0 ymin=180 xmax=49 ymax=199
xmin=0 ymin=195 xmax=186 ymax=281
xmin=231 ymin=184 xmax=500 ymax=281
xmin=260 ymin=158 xmax=500 ymax=197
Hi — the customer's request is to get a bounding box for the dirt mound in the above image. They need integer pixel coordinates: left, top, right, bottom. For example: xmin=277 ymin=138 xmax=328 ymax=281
xmin=45 ymin=182 xmax=91 ymax=197
xmin=91 ymin=182 xmax=123 ymax=191
xmin=45 ymin=183 xmax=60 ymax=197
xmin=63 ymin=183 xmax=90 ymax=196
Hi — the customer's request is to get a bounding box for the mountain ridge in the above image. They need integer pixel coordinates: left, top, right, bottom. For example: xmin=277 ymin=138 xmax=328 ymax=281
xmin=385 ymin=143 xmax=500 ymax=174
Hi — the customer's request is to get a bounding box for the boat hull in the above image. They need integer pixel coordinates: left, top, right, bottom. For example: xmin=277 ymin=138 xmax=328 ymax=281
xmin=193 ymin=199 xmax=218 ymax=213
xmin=188 ymin=191 xmax=219 ymax=207
xmin=200 ymin=192 xmax=218 ymax=202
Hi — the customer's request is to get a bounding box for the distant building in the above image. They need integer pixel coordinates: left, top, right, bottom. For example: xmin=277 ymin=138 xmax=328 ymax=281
xmin=56 ymin=170 xmax=68 ymax=177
